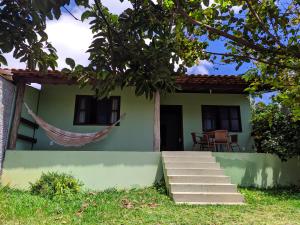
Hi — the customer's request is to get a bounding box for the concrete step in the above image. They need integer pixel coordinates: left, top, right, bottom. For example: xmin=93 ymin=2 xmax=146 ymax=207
xmin=162 ymin=151 xmax=212 ymax=157
xmin=162 ymin=151 xmax=245 ymax=205
xmin=167 ymin=168 xmax=224 ymax=176
xmin=172 ymin=192 xmax=244 ymax=204
xmin=164 ymin=162 xmax=220 ymax=169
xmin=168 ymin=175 xmax=231 ymax=183
xmin=169 ymin=183 xmax=237 ymax=193
xmin=163 ymin=157 xmax=216 ymax=163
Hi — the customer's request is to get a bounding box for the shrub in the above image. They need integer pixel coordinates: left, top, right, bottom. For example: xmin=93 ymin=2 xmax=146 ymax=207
xmin=251 ymin=102 xmax=300 ymax=160
xmin=30 ymin=172 xmax=83 ymax=198
xmin=154 ymin=178 xmax=167 ymax=195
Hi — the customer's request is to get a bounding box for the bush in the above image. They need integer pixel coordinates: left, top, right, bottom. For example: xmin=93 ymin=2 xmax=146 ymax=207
xmin=30 ymin=172 xmax=83 ymax=198
xmin=251 ymin=103 xmax=300 ymax=160
xmin=154 ymin=177 xmax=167 ymax=195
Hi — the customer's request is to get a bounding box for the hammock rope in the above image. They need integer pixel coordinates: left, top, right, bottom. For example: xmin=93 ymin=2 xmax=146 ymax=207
xmin=24 ymin=103 xmax=125 ymax=147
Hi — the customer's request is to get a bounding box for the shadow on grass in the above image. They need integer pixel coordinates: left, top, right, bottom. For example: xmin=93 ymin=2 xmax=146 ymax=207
xmin=240 ymin=186 xmax=300 ymax=202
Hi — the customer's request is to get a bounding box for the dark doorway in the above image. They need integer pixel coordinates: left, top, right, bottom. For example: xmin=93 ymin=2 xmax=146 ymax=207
xmin=160 ymin=105 xmax=183 ymax=151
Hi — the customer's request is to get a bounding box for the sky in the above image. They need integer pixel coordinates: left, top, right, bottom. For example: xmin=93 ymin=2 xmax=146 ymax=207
xmin=4 ymin=0 xmax=273 ymax=103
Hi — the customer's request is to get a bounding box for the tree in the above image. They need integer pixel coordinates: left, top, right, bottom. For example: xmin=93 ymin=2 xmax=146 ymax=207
xmin=163 ymin=0 xmax=300 ymax=120
xmin=0 ymin=0 xmax=88 ymax=71
xmin=64 ymin=0 xmax=203 ymax=98
xmin=251 ymin=102 xmax=300 ymax=160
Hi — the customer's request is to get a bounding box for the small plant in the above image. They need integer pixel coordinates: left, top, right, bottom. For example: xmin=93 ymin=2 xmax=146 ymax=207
xmin=30 ymin=172 xmax=83 ymax=198
xmin=154 ymin=177 xmax=167 ymax=195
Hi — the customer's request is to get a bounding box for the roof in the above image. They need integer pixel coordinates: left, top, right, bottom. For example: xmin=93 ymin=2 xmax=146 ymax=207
xmin=176 ymin=74 xmax=248 ymax=93
xmin=0 ymin=68 xmax=249 ymax=94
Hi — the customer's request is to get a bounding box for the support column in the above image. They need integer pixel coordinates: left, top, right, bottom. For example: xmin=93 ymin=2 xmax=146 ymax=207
xmin=9 ymin=81 xmax=25 ymax=149
xmin=153 ymin=90 xmax=160 ymax=152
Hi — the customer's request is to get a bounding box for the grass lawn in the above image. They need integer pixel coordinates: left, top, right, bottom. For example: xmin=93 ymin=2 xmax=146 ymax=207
xmin=0 ymin=185 xmax=300 ymax=225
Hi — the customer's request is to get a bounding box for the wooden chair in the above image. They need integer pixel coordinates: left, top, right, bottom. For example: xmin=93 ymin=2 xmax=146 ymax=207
xmin=191 ymin=132 xmax=211 ymax=151
xmin=229 ymin=134 xmax=241 ymax=151
xmin=213 ymin=130 xmax=230 ymax=152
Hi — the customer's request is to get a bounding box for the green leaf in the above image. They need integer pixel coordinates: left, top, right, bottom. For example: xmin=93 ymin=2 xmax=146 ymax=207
xmin=65 ymin=58 xmax=75 ymax=69
xmin=53 ymin=7 xmax=61 ymax=20
xmin=81 ymin=10 xmax=91 ymax=21
xmin=0 ymin=55 xmax=7 ymax=65
xmin=203 ymin=0 xmax=210 ymax=7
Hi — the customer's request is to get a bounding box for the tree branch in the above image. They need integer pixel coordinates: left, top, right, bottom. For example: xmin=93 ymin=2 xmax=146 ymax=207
xmin=63 ymin=6 xmax=79 ymax=20
xmin=94 ymin=0 xmax=116 ymax=74
xmin=175 ymin=0 xmax=268 ymax=53
xmin=245 ymin=0 xmax=284 ymax=47
xmin=204 ymin=51 xmax=299 ymax=70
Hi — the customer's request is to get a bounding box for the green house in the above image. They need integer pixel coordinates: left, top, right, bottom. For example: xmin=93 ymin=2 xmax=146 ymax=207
xmin=1 ymin=69 xmax=300 ymax=199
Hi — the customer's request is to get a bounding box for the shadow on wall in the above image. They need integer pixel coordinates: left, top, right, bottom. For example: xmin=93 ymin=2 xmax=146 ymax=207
xmin=0 ymin=78 xmax=15 ymax=171
xmin=214 ymin=153 xmax=300 ymax=188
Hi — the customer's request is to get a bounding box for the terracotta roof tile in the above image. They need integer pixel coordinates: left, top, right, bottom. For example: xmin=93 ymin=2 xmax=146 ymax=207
xmin=0 ymin=68 xmax=249 ymax=93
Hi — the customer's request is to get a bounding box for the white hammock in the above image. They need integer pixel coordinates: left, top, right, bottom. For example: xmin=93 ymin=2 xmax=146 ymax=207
xmin=24 ymin=103 xmax=125 ymax=147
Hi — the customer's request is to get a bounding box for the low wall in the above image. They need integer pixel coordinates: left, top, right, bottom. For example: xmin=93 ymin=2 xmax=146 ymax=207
xmin=213 ymin=152 xmax=300 ymax=188
xmin=1 ymin=151 xmax=300 ymax=190
xmin=1 ymin=151 xmax=162 ymax=190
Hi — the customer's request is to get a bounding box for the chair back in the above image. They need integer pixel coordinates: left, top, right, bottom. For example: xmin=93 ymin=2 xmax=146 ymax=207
xmin=230 ymin=134 xmax=238 ymax=143
xmin=191 ymin=132 xmax=197 ymax=144
xmin=206 ymin=131 xmax=215 ymax=139
xmin=214 ymin=130 xmax=228 ymax=143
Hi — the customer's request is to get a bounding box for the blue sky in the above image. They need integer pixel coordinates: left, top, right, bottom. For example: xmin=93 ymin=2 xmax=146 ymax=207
xmin=5 ymin=0 xmax=273 ymax=103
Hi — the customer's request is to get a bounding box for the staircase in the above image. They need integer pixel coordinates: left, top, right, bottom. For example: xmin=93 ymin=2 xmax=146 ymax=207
xmin=162 ymin=151 xmax=244 ymax=205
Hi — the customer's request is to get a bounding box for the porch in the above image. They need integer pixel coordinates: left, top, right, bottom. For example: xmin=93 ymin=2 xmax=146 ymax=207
xmin=3 ymin=69 xmax=253 ymax=152
xmin=14 ymin=85 xmax=252 ymax=151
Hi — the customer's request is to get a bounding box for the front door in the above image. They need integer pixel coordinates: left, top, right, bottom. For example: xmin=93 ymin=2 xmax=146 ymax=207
xmin=160 ymin=105 xmax=183 ymax=151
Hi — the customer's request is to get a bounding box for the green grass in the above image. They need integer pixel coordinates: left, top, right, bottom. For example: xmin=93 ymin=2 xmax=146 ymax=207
xmin=0 ymin=185 xmax=299 ymax=225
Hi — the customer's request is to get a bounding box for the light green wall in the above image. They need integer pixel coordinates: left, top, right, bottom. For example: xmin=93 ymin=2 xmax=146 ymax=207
xmin=19 ymin=85 xmax=253 ymax=151
xmin=33 ymin=85 xmax=154 ymax=151
xmin=1 ymin=151 xmax=162 ymax=190
xmin=161 ymin=93 xmax=253 ymax=150
xmin=16 ymin=86 xmax=39 ymax=149
xmin=2 ymin=151 xmax=300 ymax=190
xmin=213 ymin=153 xmax=300 ymax=188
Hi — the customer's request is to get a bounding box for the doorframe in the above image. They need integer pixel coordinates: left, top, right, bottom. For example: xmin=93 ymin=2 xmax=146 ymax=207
xmin=160 ymin=105 xmax=184 ymax=151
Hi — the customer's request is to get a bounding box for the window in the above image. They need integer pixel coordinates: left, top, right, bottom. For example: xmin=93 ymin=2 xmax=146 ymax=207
xmin=202 ymin=105 xmax=242 ymax=132
xmin=74 ymin=95 xmax=120 ymax=125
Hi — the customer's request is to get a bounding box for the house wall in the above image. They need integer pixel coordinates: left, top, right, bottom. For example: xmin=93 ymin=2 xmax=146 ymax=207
xmin=33 ymin=85 xmax=154 ymax=151
xmin=18 ymin=85 xmax=253 ymax=151
xmin=16 ymin=86 xmax=39 ymax=149
xmin=0 ymin=77 xmax=15 ymax=171
xmin=161 ymin=93 xmax=253 ymax=150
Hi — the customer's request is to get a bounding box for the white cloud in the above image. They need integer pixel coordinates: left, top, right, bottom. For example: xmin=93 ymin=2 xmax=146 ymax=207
xmin=3 ymin=52 xmax=26 ymax=69
xmin=186 ymin=60 xmax=213 ymax=75
xmin=46 ymin=7 xmax=93 ymax=69
xmin=232 ymin=5 xmax=243 ymax=14
xmin=202 ymin=1 xmax=243 ymax=14
xmin=101 ymin=0 xmax=132 ymax=14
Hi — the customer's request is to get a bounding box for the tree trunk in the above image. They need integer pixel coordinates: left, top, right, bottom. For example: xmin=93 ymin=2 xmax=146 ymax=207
xmin=8 ymin=82 xmax=25 ymax=149
xmin=153 ymin=91 xmax=160 ymax=152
